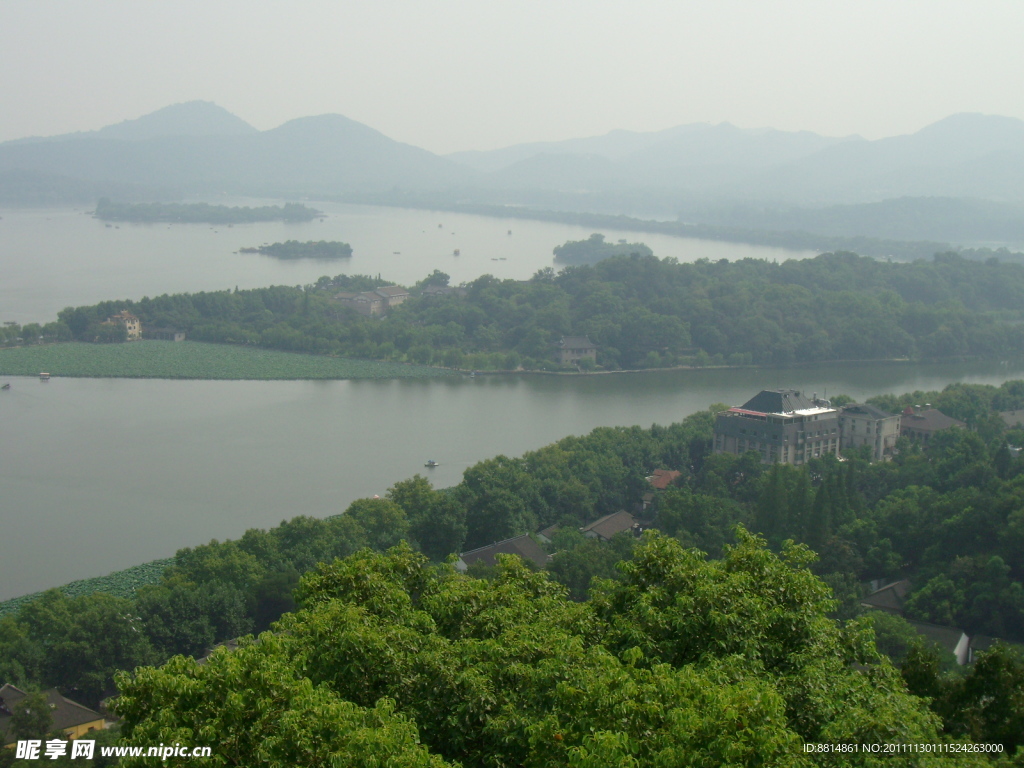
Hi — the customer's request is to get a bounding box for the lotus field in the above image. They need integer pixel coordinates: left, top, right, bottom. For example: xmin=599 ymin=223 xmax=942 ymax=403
xmin=0 ymin=558 xmax=175 ymax=617
xmin=0 ymin=341 xmax=455 ymax=380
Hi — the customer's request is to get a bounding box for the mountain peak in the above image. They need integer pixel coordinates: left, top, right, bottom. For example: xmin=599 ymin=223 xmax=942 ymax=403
xmin=95 ymin=101 xmax=258 ymax=140
xmin=913 ymin=112 xmax=1024 ymax=143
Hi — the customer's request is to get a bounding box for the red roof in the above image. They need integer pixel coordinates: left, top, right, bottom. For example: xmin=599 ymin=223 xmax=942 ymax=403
xmin=647 ymin=469 xmax=681 ymax=490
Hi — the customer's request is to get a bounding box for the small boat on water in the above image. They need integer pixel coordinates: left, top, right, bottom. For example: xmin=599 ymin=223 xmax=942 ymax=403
xmin=39 ymin=372 xmax=50 ymax=381
xmin=1 ymin=383 xmax=10 ymax=390
xmin=453 ymin=249 xmax=460 ymax=256
xmin=424 ymin=459 xmax=440 ymax=468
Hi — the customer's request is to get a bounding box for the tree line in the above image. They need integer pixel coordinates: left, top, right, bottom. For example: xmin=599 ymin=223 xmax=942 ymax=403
xmin=93 ymin=199 xmax=321 ymax=224
xmin=42 ymin=250 xmax=1024 ymax=371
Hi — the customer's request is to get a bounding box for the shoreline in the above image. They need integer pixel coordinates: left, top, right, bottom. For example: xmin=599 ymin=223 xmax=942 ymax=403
xmin=2 ymin=349 xmax=1008 ymax=382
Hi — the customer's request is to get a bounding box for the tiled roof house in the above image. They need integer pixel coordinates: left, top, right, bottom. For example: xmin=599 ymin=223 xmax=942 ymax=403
xmin=0 ymin=684 xmax=106 ymax=746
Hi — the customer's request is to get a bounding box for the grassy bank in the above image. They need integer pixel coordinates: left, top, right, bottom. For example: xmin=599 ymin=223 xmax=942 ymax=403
xmin=0 ymin=341 xmax=456 ymax=380
xmin=0 ymin=558 xmax=175 ymax=617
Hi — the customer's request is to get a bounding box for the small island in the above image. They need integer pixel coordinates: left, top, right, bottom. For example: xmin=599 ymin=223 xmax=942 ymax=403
xmin=553 ymin=232 xmax=654 ymax=264
xmin=240 ymin=240 xmax=353 ymax=260
xmin=94 ymin=198 xmax=322 ymax=224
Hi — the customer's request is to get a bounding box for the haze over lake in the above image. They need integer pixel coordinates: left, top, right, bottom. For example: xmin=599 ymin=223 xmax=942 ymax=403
xmin=0 ymin=202 xmax=813 ymax=324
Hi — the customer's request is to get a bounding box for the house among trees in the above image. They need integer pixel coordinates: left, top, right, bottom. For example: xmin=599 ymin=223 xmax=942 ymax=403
xmin=0 ymin=684 xmax=106 ymax=746
xmin=999 ymin=409 xmax=1024 ymax=429
xmin=899 ymin=406 xmax=965 ymax=444
xmin=860 ymin=581 xmax=973 ymax=665
xmin=555 ymin=336 xmax=597 ymax=366
xmin=333 ymin=291 xmax=386 ymax=316
xmin=102 ymin=310 xmax=140 ymax=339
xmin=373 ymin=285 xmax=410 ymax=307
xmin=860 ymin=579 xmax=912 ymax=614
xmin=838 ymin=403 xmax=901 ymax=461
xmin=642 ymin=469 xmax=682 ymax=512
xmin=646 ymin=469 xmax=681 ymax=490
xmin=580 ymin=511 xmax=640 ymax=542
xmin=713 ymin=389 xmax=840 ymax=465
xmin=333 ymin=285 xmax=410 ymax=317
xmin=455 ymin=534 xmax=550 ymax=571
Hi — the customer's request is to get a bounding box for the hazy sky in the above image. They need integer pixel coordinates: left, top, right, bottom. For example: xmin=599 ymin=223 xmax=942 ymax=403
xmin=2 ymin=0 xmax=1023 ymax=154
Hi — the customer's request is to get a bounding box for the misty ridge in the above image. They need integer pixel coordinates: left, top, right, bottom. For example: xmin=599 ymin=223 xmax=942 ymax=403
xmin=5 ymin=100 xmax=1024 ymax=249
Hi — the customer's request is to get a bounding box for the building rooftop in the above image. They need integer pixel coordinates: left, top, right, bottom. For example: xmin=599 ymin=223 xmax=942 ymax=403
xmin=1000 ymin=410 xmax=1024 ymax=429
xmin=580 ymin=510 xmax=638 ymax=541
xmin=558 ymin=336 xmax=595 ymax=350
xmin=647 ymin=469 xmax=681 ymax=490
xmin=457 ymin=534 xmax=549 ymax=571
xmin=841 ymin=403 xmax=896 ymax=420
xmin=901 ymin=408 xmax=965 ymax=432
xmin=0 ymin=684 xmax=103 ymax=745
xmin=375 ymin=285 xmax=410 ymax=298
xmin=860 ymin=579 xmax=911 ymax=614
xmin=739 ymin=389 xmax=824 ymax=415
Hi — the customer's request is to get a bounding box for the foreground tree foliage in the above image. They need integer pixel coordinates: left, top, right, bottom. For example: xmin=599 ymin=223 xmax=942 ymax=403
xmin=113 ymin=536 xmax=989 ymax=767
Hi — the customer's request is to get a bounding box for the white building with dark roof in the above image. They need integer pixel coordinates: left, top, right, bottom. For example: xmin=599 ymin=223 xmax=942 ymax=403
xmin=713 ymin=389 xmax=840 ymax=465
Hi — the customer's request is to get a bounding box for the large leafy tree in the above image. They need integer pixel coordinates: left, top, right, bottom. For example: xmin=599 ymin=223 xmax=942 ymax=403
xmin=115 ymin=537 xmax=983 ymax=767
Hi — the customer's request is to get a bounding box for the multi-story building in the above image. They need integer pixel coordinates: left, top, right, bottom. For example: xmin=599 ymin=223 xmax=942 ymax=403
xmin=713 ymin=389 xmax=841 ymax=465
xmin=838 ymin=403 xmax=901 ymax=461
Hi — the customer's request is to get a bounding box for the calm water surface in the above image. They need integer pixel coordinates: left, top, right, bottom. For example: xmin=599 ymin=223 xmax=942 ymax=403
xmin=3 ymin=360 xmax=1023 ymax=600
xmin=0 ymin=202 xmax=813 ymax=324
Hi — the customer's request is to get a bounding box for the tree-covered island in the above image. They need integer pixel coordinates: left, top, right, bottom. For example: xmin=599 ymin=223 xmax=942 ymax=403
xmin=239 ymin=239 xmax=353 ymax=259
xmin=552 ymin=232 xmax=655 ymax=264
xmin=12 ymin=250 xmax=1024 ymax=375
xmin=93 ymin=198 xmax=321 ymax=224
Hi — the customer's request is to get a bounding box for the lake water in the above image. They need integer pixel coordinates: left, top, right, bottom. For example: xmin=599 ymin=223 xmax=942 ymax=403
xmin=0 ymin=203 xmax=1016 ymax=599
xmin=3 ymin=360 xmax=1023 ymax=600
xmin=0 ymin=201 xmax=813 ymax=324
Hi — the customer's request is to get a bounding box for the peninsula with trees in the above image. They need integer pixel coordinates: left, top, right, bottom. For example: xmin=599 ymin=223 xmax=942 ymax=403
xmin=6 ymin=250 xmax=1024 ymax=379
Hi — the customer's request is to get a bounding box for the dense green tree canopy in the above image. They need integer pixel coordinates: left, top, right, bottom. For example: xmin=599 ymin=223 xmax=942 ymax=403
xmin=113 ymin=539 xmax=987 ymax=767
xmin=33 ymin=249 xmax=1024 ymax=370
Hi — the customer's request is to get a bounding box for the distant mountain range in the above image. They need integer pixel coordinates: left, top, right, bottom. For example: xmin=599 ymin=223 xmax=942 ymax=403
xmin=3 ymin=101 xmax=1024 ymax=249
xmin=0 ymin=101 xmax=470 ymax=203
